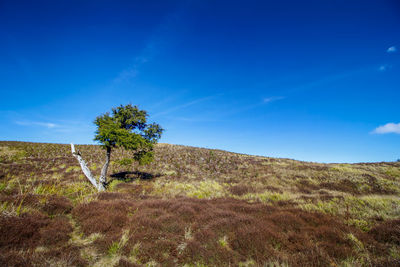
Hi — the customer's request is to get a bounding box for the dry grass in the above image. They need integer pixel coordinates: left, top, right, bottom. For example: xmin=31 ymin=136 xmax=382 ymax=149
xmin=0 ymin=141 xmax=399 ymax=266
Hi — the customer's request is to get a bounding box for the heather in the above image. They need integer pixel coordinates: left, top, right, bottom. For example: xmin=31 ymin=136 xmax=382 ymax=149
xmin=0 ymin=141 xmax=399 ymax=266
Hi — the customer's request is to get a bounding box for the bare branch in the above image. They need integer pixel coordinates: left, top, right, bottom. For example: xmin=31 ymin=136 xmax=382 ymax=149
xmin=71 ymin=143 xmax=105 ymax=191
xmin=99 ymin=146 xmax=111 ymax=188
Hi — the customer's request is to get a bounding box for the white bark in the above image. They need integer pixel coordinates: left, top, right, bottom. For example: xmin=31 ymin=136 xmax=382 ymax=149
xmin=71 ymin=143 xmax=105 ymax=191
xmin=99 ymin=146 xmax=111 ymax=188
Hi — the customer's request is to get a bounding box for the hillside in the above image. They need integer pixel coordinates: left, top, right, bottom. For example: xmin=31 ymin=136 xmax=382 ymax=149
xmin=0 ymin=141 xmax=399 ymax=266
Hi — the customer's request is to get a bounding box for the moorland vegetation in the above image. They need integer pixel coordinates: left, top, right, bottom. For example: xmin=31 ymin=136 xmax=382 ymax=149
xmin=0 ymin=141 xmax=399 ymax=266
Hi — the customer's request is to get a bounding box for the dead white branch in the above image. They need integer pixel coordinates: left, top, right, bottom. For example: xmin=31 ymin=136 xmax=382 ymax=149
xmin=71 ymin=143 xmax=105 ymax=191
xmin=99 ymin=146 xmax=111 ymax=187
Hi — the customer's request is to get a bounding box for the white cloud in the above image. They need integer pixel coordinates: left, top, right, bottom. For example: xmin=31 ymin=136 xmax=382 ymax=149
xmin=15 ymin=121 xmax=58 ymax=129
xmin=378 ymin=64 xmax=392 ymax=72
xmin=284 ymin=67 xmax=368 ymax=95
xmin=43 ymin=123 xmax=56 ymax=128
xmin=387 ymin=46 xmax=397 ymax=53
xmin=378 ymin=65 xmax=387 ymax=71
xmin=111 ymin=6 xmax=187 ymax=86
xmin=372 ymin=123 xmax=400 ymax=134
xmin=263 ymin=96 xmax=285 ymax=103
xmin=153 ymin=95 xmax=218 ymax=117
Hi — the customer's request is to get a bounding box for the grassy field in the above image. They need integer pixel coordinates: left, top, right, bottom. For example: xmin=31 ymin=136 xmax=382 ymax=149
xmin=0 ymin=141 xmax=399 ymax=266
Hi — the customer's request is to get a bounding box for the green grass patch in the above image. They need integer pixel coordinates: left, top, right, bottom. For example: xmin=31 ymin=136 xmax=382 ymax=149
xmin=107 ymin=179 xmax=125 ymax=191
xmin=152 ymin=180 xmax=227 ymax=199
xmin=108 ymin=230 xmax=130 ymax=256
xmin=66 ymin=166 xmax=81 ymax=173
xmin=0 ymin=182 xmax=6 ymax=191
xmin=385 ymin=167 xmax=400 ymax=179
xmin=300 ymin=194 xmax=400 ymax=231
xmin=242 ymin=191 xmax=293 ymax=203
xmin=34 ymin=184 xmax=61 ymax=195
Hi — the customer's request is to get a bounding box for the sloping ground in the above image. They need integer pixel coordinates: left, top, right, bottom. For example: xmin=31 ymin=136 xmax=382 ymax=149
xmin=0 ymin=141 xmax=399 ymax=266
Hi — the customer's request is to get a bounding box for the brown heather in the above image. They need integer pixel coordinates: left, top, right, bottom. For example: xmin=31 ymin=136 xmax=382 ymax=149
xmin=0 ymin=141 xmax=400 ymax=266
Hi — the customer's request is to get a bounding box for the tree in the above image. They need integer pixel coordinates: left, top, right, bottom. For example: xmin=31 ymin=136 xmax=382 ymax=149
xmin=71 ymin=104 xmax=163 ymax=191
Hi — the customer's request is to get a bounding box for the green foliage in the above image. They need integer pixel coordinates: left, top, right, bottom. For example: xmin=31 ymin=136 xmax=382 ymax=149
xmin=107 ymin=180 xmax=124 ymax=191
xmin=108 ymin=229 xmax=130 ymax=256
xmin=218 ymin=235 xmax=229 ymax=248
xmin=16 ymin=197 xmax=25 ymax=216
xmin=0 ymin=182 xmax=6 ymax=191
xmin=94 ymin=104 xmax=163 ymax=166
xmin=108 ymin=241 xmax=121 ymax=256
xmin=117 ymin=158 xmax=134 ymax=167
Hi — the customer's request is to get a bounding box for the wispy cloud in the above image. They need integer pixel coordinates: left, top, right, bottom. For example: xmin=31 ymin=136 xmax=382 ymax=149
xmin=165 ymin=116 xmax=223 ymax=123
xmin=280 ymin=65 xmax=394 ymax=94
xmin=263 ymin=96 xmax=285 ymax=103
xmin=372 ymin=123 xmax=400 ymax=134
xmin=112 ymin=47 xmax=155 ymax=84
xmin=14 ymin=119 xmax=93 ymax=134
xmin=153 ymin=95 xmax=217 ymax=117
xmin=378 ymin=64 xmax=392 ymax=72
xmin=285 ymin=67 xmax=368 ymax=95
xmin=387 ymin=46 xmax=397 ymax=53
xmin=379 ymin=65 xmax=387 ymax=72
xmin=112 ymin=5 xmax=188 ymax=86
xmin=213 ymin=96 xmax=284 ymax=119
xmin=15 ymin=121 xmax=58 ymax=129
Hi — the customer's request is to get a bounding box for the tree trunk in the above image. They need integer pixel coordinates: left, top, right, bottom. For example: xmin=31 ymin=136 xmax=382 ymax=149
xmin=99 ymin=146 xmax=111 ymax=189
xmin=70 ymin=143 xmax=105 ymax=191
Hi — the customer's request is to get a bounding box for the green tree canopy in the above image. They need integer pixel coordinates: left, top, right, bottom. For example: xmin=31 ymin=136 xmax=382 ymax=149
xmin=94 ymin=104 xmax=163 ymax=165
xmin=71 ymin=104 xmax=163 ymax=191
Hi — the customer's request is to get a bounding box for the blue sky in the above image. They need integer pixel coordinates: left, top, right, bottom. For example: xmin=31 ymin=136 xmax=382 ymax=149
xmin=0 ymin=0 xmax=399 ymax=163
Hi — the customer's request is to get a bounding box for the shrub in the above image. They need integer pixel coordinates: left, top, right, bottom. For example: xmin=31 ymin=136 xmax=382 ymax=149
xmin=369 ymin=219 xmax=400 ymax=245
